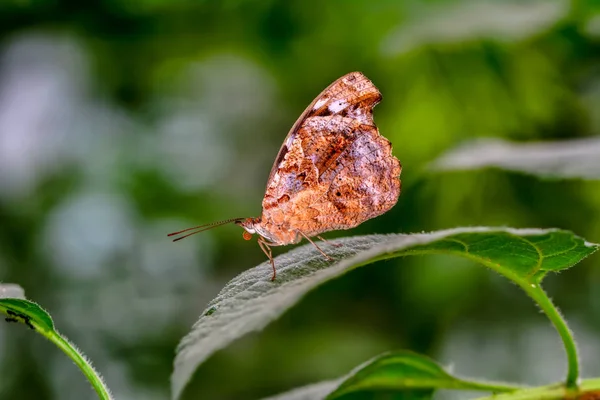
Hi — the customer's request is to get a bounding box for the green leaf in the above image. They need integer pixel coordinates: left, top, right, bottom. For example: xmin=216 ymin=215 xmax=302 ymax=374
xmin=171 ymin=227 xmax=598 ymax=399
xmin=0 ymin=297 xmax=55 ymax=332
xmin=328 ymin=351 xmax=517 ymax=399
xmin=264 ymin=351 xmax=518 ymax=400
xmin=429 ymin=137 xmax=600 ymax=180
xmin=0 ymin=285 xmax=113 ymax=400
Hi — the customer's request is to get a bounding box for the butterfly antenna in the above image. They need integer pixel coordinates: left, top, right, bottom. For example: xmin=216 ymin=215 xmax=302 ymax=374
xmin=168 ymin=218 xmax=244 ymax=242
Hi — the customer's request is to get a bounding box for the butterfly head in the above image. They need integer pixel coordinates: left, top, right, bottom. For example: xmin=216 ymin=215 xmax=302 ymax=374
xmin=235 ymin=217 xmax=263 ymax=241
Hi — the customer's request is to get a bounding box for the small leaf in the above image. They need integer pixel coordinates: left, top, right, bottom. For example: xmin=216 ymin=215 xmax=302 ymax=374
xmin=429 ymin=137 xmax=600 ymax=180
xmin=264 ymin=351 xmax=518 ymax=400
xmin=0 ymin=297 xmax=54 ymax=332
xmin=171 ymin=227 xmax=598 ymax=399
xmin=1 ymin=293 xmax=113 ymax=400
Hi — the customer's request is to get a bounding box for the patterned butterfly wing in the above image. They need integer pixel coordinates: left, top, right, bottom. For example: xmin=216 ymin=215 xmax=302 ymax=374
xmin=259 ymin=72 xmax=401 ymax=244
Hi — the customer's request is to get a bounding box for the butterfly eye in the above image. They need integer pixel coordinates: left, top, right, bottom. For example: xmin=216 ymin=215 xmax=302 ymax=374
xmin=242 ymin=231 xmax=253 ymax=241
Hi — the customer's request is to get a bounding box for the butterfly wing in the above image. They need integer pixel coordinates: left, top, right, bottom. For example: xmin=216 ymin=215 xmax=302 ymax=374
xmin=260 ymin=72 xmax=401 ymax=240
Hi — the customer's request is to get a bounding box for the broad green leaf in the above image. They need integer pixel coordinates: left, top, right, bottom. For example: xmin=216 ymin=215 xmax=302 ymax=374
xmin=171 ymin=227 xmax=598 ymax=399
xmin=381 ymin=1 xmax=566 ymax=56
xmin=265 ymin=351 xmax=518 ymax=400
xmin=1 ymin=288 xmax=113 ymax=400
xmin=429 ymin=137 xmax=600 ymax=180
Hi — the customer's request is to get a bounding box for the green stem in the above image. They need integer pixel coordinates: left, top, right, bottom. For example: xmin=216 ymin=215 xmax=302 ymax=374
xmin=402 ymin=251 xmax=582 ymax=391
xmin=521 ymin=283 xmax=579 ymax=392
xmin=474 ymin=378 xmax=600 ymax=400
xmin=42 ymin=330 xmax=113 ymax=400
xmin=398 ymin=250 xmax=581 ymax=391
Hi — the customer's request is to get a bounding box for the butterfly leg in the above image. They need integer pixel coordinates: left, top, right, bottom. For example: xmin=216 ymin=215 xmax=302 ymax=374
xmin=257 ymin=238 xmax=277 ymax=281
xmin=298 ymin=231 xmax=333 ymax=261
xmin=316 ymin=235 xmax=343 ymax=248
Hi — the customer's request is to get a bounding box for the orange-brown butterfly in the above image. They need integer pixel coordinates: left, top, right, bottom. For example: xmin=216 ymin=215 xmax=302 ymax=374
xmin=169 ymin=72 xmax=401 ymax=281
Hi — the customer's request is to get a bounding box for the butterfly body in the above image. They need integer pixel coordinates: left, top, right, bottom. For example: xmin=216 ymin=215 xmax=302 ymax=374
xmin=170 ymin=72 xmax=401 ymax=280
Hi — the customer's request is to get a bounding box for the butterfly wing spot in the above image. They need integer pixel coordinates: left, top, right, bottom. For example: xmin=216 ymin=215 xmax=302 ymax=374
xmin=329 ymin=100 xmax=348 ymax=113
xmin=277 ymin=194 xmax=290 ymax=204
xmin=313 ymin=97 xmax=329 ymax=110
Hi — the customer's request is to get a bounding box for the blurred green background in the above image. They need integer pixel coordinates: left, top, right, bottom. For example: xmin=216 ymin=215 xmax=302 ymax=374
xmin=0 ymin=0 xmax=600 ymax=399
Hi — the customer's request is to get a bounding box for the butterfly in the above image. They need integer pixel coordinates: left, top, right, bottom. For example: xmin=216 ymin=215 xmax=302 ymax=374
xmin=169 ymin=72 xmax=402 ymax=281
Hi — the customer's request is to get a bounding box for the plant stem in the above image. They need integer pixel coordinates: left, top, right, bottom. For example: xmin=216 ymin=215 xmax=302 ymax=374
xmin=44 ymin=330 xmax=113 ymax=400
xmin=474 ymin=378 xmax=600 ymax=400
xmin=521 ymin=283 xmax=579 ymax=391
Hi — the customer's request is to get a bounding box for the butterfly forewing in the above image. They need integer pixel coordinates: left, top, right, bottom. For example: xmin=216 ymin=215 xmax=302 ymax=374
xmin=265 ymin=72 xmax=383 ymax=187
